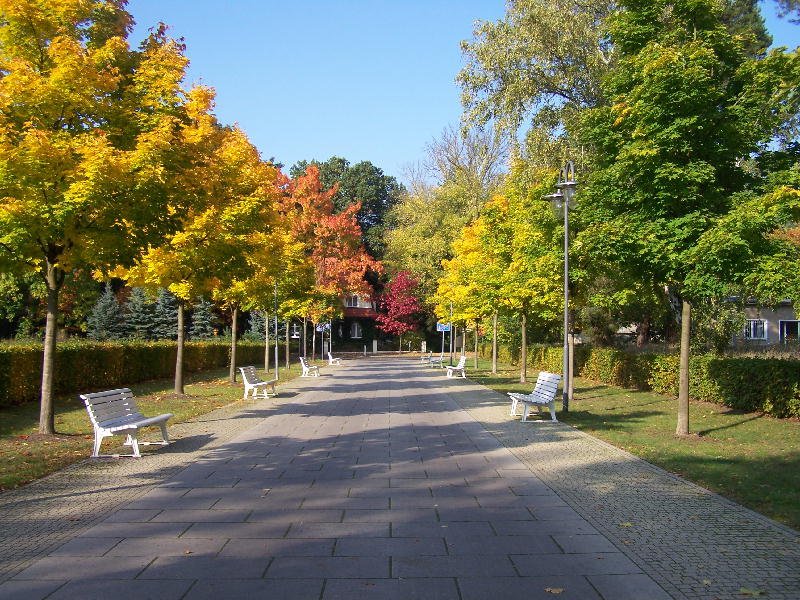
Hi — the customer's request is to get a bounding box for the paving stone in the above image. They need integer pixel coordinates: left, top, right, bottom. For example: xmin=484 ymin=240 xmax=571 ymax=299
xmin=511 ymin=552 xmax=643 ymax=576
xmin=458 ymin=576 xmax=603 ymax=600
xmin=138 ymin=555 xmax=269 ymax=579
xmin=219 ymin=538 xmax=335 ymax=557
xmin=46 ymin=579 xmax=193 ymax=600
xmin=334 ymin=537 xmax=447 ymax=556
xmin=182 ymin=578 xmax=324 ymax=600
xmin=12 ymin=556 xmax=152 ymax=580
xmin=323 ymin=577 xmax=459 ymax=599
xmin=3 ymin=358 xmax=798 ymax=600
xmin=393 ymin=555 xmax=517 ymax=577
xmin=588 ymin=573 xmax=674 ymax=600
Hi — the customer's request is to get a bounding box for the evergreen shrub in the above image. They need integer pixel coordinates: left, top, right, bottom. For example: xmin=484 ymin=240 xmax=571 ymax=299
xmin=0 ymin=340 xmax=265 ymax=407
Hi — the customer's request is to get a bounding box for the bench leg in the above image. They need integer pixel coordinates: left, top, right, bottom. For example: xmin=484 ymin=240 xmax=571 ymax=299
xmin=521 ymin=403 xmax=531 ymax=422
xmin=548 ymin=401 xmax=558 ymax=422
xmin=510 ymin=397 xmax=518 ymax=416
xmin=160 ymin=422 xmax=171 ymax=444
xmin=124 ymin=433 xmax=141 ymax=457
xmin=92 ymin=431 xmax=107 ymax=458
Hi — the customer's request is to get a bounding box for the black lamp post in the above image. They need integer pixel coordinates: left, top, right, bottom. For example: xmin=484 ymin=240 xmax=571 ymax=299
xmin=545 ymin=161 xmax=577 ymax=412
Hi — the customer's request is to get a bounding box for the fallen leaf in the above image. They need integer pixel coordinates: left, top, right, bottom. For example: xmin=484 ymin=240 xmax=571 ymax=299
xmin=619 ymin=522 xmax=633 ymax=527
xmin=545 ymin=588 xmax=564 ymax=595
xmin=738 ymin=589 xmax=765 ymax=597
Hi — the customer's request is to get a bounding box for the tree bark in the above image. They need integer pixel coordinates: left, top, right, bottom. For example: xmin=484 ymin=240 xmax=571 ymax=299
xmin=302 ymin=317 xmax=307 ymax=357
xmin=174 ymin=301 xmax=185 ymax=395
xmin=636 ymin=315 xmax=651 ymax=348
xmin=265 ymin=313 xmax=270 ymax=373
xmin=229 ymin=306 xmax=238 ymax=383
xmin=676 ymin=299 xmax=691 ymax=436
xmin=285 ymin=320 xmax=290 ymax=368
xmin=474 ymin=321 xmax=479 ymax=370
xmin=492 ymin=311 xmax=498 ymax=374
xmin=312 ymin=322 xmax=316 ymax=361
xmin=568 ymin=330 xmax=575 ymax=402
xmin=39 ymin=261 xmax=64 ymax=435
xmin=520 ymin=313 xmax=527 ymax=384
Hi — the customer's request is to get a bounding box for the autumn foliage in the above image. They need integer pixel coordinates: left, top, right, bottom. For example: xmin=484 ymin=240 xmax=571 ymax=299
xmin=376 ymin=271 xmax=422 ymax=337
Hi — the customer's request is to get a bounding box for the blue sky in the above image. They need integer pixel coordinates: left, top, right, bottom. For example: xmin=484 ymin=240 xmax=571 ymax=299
xmin=126 ymin=1 xmax=798 ymax=183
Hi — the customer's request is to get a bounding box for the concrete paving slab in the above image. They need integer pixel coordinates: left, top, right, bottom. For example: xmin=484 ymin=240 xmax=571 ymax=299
xmin=1 ymin=358 xmax=797 ymax=599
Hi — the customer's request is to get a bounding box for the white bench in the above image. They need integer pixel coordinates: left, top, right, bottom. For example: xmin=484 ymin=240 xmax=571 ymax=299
xmin=420 ymin=351 xmax=433 ymax=364
xmin=428 ymin=353 xmax=444 ymax=368
xmin=239 ymin=366 xmax=278 ymax=400
xmin=80 ymin=388 xmax=172 ymax=458
xmin=300 ymin=357 xmax=320 ymax=377
xmin=507 ymin=371 xmax=561 ymax=422
xmin=328 ymin=352 xmax=342 ymax=365
xmin=446 ymin=355 xmax=467 ymax=378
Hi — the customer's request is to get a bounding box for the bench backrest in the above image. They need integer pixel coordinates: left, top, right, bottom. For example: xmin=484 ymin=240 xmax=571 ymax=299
xmin=239 ymin=366 xmax=262 ymax=385
xmin=454 ymin=355 xmax=466 ymax=369
xmin=80 ymin=388 xmax=143 ymax=428
xmin=300 ymin=357 xmax=309 ymax=367
xmin=531 ymin=371 xmax=561 ymax=402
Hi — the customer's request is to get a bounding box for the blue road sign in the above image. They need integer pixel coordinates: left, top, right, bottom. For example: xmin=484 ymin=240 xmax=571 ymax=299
xmin=436 ymin=323 xmax=451 ymax=332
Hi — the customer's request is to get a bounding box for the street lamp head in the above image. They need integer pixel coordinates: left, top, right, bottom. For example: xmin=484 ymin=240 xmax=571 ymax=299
xmin=554 ymin=160 xmax=577 ymax=209
xmin=544 ymin=190 xmax=565 ymax=213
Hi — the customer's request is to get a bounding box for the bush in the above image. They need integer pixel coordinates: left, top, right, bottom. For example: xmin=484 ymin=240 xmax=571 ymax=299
xmin=481 ymin=343 xmax=800 ymax=418
xmin=0 ymin=340 xmax=267 ymax=408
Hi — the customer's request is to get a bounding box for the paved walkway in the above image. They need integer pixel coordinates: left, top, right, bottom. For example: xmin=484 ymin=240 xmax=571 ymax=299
xmin=0 ymin=359 xmax=797 ymax=599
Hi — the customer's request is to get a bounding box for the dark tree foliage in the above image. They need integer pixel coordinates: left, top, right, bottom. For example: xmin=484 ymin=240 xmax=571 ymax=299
xmin=244 ymin=309 xmax=266 ymax=341
xmin=189 ymin=297 xmax=216 ymax=339
xmin=151 ymin=289 xmax=179 ymax=340
xmin=721 ymin=0 xmax=772 ymax=56
xmin=123 ymin=287 xmax=154 ymax=339
xmin=87 ymin=283 xmax=124 ymax=340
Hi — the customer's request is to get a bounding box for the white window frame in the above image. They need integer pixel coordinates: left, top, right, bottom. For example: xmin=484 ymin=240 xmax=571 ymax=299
xmin=743 ymin=319 xmax=767 ymax=341
xmin=350 ymin=321 xmax=363 ymax=339
xmin=779 ymin=320 xmax=799 ymax=343
xmin=345 ymin=295 xmax=359 ymax=308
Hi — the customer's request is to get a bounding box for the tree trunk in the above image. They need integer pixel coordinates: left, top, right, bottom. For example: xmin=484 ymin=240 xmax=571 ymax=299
xmin=312 ymin=322 xmax=316 ymax=361
xmin=174 ymin=301 xmax=185 ymax=395
xmin=520 ymin=313 xmax=527 ymax=384
xmin=676 ymin=299 xmax=691 ymax=436
xmin=229 ymin=306 xmax=238 ymax=383
xmin=492 ymin=311 xmax=498 ymax=374
xmin=474 ymin=321 xmax=479 ymax=369
xmin=265 ymin=313 xmax=270 ymax=373
xmin=399 ymin=333 xmax=402 ymax=352
xmin=285 ymin=320 xmax=290 ymax=368
xmin=636 ymin=315 xmax=651 ymax=348
xmin=39 ymin=261 xmax=64 ymax=435
xmin=303 ymin=317 xmax=307 ymax=357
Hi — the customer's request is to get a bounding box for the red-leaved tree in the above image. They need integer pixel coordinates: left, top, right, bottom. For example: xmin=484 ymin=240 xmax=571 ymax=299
xmin=376 ymin=271 xmax=422 ymax=350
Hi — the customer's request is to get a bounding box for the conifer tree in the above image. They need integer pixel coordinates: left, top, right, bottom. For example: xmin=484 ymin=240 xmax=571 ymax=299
xmin=87 ymin=283 xmax=124 ymax=340
xmin=152 ymin=289 xmax=179 ymax=340
xmin=189 ymin=297 xmax=216 ymax=339
xmin=123 ymin=288 xmax=154 ymax=339
xmin=245 ymin=310 xmax=267 ymax=341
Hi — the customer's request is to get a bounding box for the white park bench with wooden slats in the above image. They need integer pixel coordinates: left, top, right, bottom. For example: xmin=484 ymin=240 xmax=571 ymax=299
xmin=239 ymin=366 xmax=278 ymax=400
xmin=80 ymin=388 xmax=172 ymax=458
xmin=507 ymin=371 xmax=561 ymax=422
xmin=300 ymin=356 xmax=320 ymax=377
xmin=327 ymin=352 xmax=342 ymax=366
xmin=446 ymin=355 xmax=467 ymax=378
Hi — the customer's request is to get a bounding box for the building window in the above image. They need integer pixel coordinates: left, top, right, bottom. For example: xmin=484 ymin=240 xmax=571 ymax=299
xmin=744 ymin=319 xmax=767 ymax=340
xmin=780 ymin=320 xmax=799 ymax=343
xmin=345 ymin=295 xmax=359 ymax=308
xmin=350 ymin=321 xmax=362 ymax=339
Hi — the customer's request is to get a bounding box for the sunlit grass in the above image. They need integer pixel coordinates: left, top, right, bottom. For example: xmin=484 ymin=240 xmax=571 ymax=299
xmin=0 ymin=361 xmax=310 ymax=491
xmin=469 ymin=357 xmax=800 ymax=530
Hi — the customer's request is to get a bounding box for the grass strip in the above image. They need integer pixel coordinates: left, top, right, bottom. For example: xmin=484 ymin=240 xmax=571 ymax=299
xmin=0 ymin=362 xmax=309 ymax=491
xmin=469 ymin=358 xmax=800 ymax=530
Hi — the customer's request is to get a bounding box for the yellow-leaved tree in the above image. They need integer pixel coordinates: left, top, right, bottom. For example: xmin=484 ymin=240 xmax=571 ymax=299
xmin=0 ymin=1 xmax=205 ymax=433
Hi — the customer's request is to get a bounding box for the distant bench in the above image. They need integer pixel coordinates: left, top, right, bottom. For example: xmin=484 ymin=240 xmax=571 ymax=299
xmin=239 ymin=366 xmax=278 ymax=400
xmin=80 ymin=388 xmax=172 ymax=458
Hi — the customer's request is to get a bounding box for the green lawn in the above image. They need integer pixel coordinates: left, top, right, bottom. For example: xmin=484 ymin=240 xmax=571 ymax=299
xmin=469 ymin=358 xmax=800 ymax=530
xmin=0 ymin=362 xmax=308 ymax=492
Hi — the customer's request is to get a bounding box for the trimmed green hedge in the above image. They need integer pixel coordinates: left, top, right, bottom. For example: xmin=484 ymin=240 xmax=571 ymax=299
xmin=0 ymin=340 xmax=266 ymax=408
xmin=482 ymin=344 xmax=800 ymax=418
